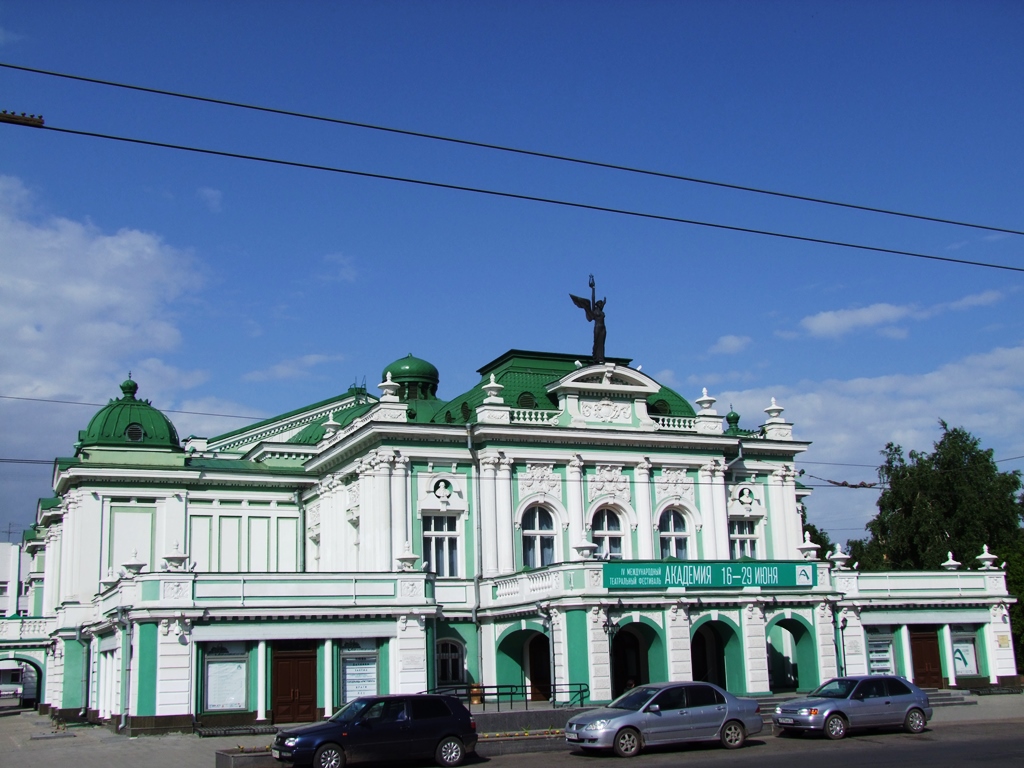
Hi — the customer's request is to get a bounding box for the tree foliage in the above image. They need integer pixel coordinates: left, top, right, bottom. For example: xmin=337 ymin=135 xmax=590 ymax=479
xmin=849 ymin=422 xmax=1024 ymax=661
xmin=851 ymin=423 xmax=1022 ymax=569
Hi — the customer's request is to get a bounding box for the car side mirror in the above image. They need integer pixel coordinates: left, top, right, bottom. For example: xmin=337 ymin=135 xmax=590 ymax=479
xmin=646 ymin=704 xmax=660 ymax=714
xmin=852 ymin=693 xmax=864 ymax=700
xmin=356 ymin=719 xmax=372 ymax=728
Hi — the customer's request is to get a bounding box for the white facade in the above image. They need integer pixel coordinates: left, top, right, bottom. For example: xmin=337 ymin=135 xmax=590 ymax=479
xmin=0 ymin=350 xmax=1017 ymax=734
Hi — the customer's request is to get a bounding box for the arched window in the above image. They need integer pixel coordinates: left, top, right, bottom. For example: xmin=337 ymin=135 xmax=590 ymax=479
xmin=659 ymin=509 xmax=688 ymax=559
xmin=592 ymin=508 xmax=623 ymax=558
xmin=522 ymin=506 xmax=556 ymax=568
xmin=436 ymin=640 xmax=465 ymax=685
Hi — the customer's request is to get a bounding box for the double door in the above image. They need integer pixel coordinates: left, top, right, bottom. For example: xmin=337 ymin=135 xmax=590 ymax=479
xmin=272 ymin=649 xmax=318 ymax=722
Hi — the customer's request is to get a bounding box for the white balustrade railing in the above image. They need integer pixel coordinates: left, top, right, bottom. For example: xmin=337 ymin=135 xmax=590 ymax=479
xmin=653 ymin=415 xmax=696 ymax=431
xmin=494 ymin=578 xmax=521 ymax=598
xmin=510 ymin=409 xmax=560 ymax=425
xmin=526 ymin=571 xmax=557 ymax=595
xmin=0 ymin=617 xmax=52 ymax=641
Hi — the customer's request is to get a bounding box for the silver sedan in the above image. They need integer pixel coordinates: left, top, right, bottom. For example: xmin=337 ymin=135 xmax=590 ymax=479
xmin=772 ymin=675 xmax=932 ymax=739
xmin=565 ymin=681 xmax=763 ymax=757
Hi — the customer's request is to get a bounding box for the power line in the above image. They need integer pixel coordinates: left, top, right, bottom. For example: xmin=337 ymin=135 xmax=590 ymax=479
xmin=10 ymin=122 xmax=1024 ymax=274
xmin=2 ymin=61 xmax=1022 ymax=238
xmin=0 ymin=394 xmax=260 ymax=421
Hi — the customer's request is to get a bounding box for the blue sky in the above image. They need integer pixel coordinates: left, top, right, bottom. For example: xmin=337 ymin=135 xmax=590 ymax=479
xmin=1 ymin=2 xmax=1022 ymax=550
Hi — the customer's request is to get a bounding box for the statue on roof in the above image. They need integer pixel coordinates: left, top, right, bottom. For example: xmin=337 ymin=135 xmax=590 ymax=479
xmin=570 ymin=274 xmax=607 ymax=362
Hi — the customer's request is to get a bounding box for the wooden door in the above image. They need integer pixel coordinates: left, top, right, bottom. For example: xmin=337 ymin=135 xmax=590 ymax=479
xmin=272 ymin=651 xmax=318 ymax=722
xmin=910 ymin=630 xmax=943 ymax=688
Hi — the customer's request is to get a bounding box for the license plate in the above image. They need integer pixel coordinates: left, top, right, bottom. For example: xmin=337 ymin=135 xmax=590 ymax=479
xmin=566 ymin=734 xmax=581 ymax=742
xmin=272 ymin=749 xmax=281 ymax=759
xmin=777 ymin=718 xmax=794 ymax=724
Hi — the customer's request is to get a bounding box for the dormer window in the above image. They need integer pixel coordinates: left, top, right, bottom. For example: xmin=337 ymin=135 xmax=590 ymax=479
xmin=125 ymin=423 xmax=145 ymax=442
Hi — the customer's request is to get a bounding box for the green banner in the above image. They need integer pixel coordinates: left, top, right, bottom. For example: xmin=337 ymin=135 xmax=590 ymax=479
xmin=603 ymin=560 xmax=817 ymax=590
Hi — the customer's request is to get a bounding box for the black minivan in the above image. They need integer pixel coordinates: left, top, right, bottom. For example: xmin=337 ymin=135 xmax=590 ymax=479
xmin=272 ymin=694 xmax=477 ymax=768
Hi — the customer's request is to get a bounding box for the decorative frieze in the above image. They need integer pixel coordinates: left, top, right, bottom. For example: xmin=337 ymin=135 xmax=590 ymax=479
xmin=518 ymin=463 xmax=561 ymax=500
xmin=587 ymin=464 xmax=631 ymax=503
xmin=579 ymin=397 xmax=631 ymax=424
xmin=655 ymin=468 xmax=695 ymax=504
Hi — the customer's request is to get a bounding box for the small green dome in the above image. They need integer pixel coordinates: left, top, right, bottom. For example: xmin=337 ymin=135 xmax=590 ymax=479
xmin=382 ymin=354 xmax=439 ymax=401
xmin=383 ymin=353 xmax=439 ymax=383
xmin=78 ymin=377 xmax=181 ymax=451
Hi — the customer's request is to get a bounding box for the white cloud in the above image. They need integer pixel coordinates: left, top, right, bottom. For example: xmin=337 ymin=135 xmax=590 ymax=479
xmin=320 ymin=253 xmax=358 ymax=282
xmin=800 ymin=303 xmax=915 ymax=337
xmin=0 ymin=175 xmax=210 ymax=531
xmin=708 ymin=335 xmax=752 ymax=355
xmin=197 ymin=187 xmax=223 ymax=213
xmin=242 ymin=353 xmax=344 ymax=382
xmin=0 ymin=175 xmax=203 ymax=402
xmin=720 ymin=344 xmax=1024 ymax=542
xmin=798 ymin=290 xmax=1004 ymax=338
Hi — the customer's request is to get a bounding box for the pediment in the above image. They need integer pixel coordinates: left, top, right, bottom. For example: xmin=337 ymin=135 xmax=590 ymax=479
xmin=547 ymin=362 xmax=660 ymax=397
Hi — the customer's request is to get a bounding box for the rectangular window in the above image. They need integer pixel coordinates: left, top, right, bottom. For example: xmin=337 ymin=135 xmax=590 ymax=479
xmin=0 ymin=583 xmax=7 ymax=596
xmin=952 ymin=635 xmax=979 ymax=676
xmin=341 ymin=656 xmax=377 ymax=701
xmin=422 ymin=515 xmax=458 ymax=577
xmin=204 ymin=646 xmax=248 ymax=711
xmin=866 ymin=630 xmax=895 ymax=675
xmin=728 ymin=520 xmax=758 ymax=559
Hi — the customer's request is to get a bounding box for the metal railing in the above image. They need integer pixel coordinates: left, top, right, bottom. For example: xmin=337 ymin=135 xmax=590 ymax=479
xmin=423 ymin=682 xmax=590 ymax=712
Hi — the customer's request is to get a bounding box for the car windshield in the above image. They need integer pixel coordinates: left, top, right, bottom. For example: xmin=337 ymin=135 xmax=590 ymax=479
xmin=329 ymin=698 xmax=373 ymax=722
xmin=810 ymin=679 xmax=858 ymax=699
xmin=607 ymin=687 xmax=660 ymax=711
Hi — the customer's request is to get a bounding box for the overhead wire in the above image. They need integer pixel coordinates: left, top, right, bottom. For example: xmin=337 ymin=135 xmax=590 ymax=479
xmin=9 ymin=123 xmax=1022 ymax=274
xmin=2 ymin=61 xmax=1022 ymax=237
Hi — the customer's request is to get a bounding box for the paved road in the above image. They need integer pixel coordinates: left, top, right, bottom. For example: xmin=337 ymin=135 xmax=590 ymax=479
xmin=479 ymin=721 xmax=1024 ymax=768
xmin=1 ymin=694 xmax=1021 ymax=768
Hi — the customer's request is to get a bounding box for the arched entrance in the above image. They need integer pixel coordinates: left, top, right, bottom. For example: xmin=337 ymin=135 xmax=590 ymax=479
xmin=766 ymin=617 xmax=818 ymax=693
xmin=495 ymin=626 xmax=550 ymax=701
xmin=690 ymin=619 xmax=744 ymax=693
xmin=0 ymin=655 xmax=43 ymax=709
xmin=610 ymin=621 xmax=666 ymax=699
xmin=526 ymin=634 xmax=551 ymax=701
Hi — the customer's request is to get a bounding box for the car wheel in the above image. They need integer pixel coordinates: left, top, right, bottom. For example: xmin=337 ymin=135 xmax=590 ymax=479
xmin=612 ymin=727 xmax=641 ymax=758
xmin=720 ymin=720 xmax=746 ymax=749
xmin=435 ymin=736 xmax=465 ymax=767
xmin=313 ymin=743 xmax=345 ymax=768
xmin=904 ymin=708 xmax=926 ymax=734
xmin=824 ymin=714 xmax=847 ymax=740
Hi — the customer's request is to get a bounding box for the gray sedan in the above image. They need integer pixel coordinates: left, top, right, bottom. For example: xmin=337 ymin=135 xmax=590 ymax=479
xmin=565 ymin=681 xmax=763 ymax=757
xmin=772 ymin=675 xmax=932 ymax=739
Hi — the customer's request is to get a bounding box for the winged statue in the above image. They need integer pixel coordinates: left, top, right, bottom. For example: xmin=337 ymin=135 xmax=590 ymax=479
xmin=570 ymin=274 xmax=607 ymax=362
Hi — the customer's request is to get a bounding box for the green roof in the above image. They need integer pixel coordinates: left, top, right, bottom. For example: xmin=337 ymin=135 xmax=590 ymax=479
xmin=211 ymin=384 xmax=374 ymax=444
xmin=433 ymin=349 xmax=695 ymax=424
xmin=287 ymin=402 xmax=377 ymax=444
xmin=78 ymin=378 xmax=181 ymax=452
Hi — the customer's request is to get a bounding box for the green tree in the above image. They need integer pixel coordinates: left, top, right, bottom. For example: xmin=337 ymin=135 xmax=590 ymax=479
xmin=848 ymin=422 xmax=1024 ymax=662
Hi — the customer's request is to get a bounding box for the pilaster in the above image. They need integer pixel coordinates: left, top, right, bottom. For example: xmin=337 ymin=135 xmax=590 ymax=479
xmin=496 ymin=457 xmax=515 ymax=575
xmin=634 ymin=459 xmax=654 ymax=559
xmin=480 ymin=457 xmax=499 ymax=577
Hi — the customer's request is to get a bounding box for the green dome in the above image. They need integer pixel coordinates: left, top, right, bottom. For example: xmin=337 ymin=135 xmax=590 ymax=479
xmin=78 ymin=378 xmax=182 ymax=451
xmin=382 ymin=354 xmax=439 ymax=401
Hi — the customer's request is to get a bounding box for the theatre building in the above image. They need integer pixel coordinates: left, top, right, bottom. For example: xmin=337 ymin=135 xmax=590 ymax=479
xmin=0 ymin=349 xmax=1017 ymax=734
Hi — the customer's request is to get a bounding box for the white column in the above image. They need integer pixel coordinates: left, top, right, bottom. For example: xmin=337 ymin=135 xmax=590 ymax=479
xmin=766 ymin=470 xmax=788 ymax=560
xmin=375 ymin=454 xmax=393 ymax=572
xmin=567 ymin=456 xmax=586 ymax=559
xmin=899 ymin=625 xmax=914 ymax=682
xmin=256 ymin=639 xmax=267 ymax=721
xmin=496 ymin=458 xmax=515 ymax=575
xmin=480 ymin=457 xmax=499 ymax=577
xmin=634 ymin=459 xmax=654 ymax=560
xmin=983 ymin=621 xmax=1000 ymax=684
xmin=667 ymin=604 xmax=693 ymax=681
xmin=697 ymin=463 xmax=719 ymax=559
xmin=710 ymin=462 xmax=730 ymax=559
xmin=357 ymin=459 xmax=375 ymax=571
xmin=391 ymin=457 xmax=409 ymax=566
xmin=324 ymin=638 xmax=334 ymax=716
xmin=941 ymin=624 xmax=956 ymax=687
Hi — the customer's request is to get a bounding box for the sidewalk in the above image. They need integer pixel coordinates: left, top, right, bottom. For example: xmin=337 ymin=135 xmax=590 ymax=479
xmin=1 ymin=694 xmax=1022 ymax=768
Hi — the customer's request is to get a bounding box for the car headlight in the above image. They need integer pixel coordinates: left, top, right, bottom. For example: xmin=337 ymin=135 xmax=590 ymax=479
xmin=797 ymin=708 xmax=819 ymax=716
xmin=584 ymin=719 xmax=610 ymax=731
xmin=283 ymin=737 xmax=299 ymax=748
xmin=774 ymin=706 xmax=782 ymax=714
